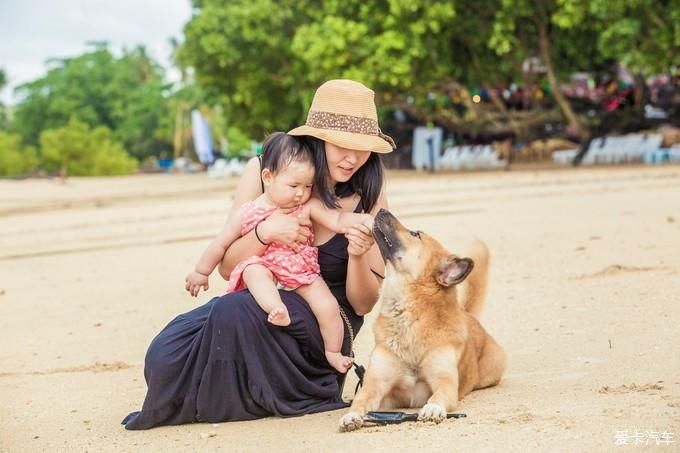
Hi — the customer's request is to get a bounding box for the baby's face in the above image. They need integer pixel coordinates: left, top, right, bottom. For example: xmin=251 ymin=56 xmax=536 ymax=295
xmin=266 ymin=160 xmax=315 ymax=209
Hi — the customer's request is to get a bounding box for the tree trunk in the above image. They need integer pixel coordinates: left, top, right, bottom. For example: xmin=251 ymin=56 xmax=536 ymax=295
xmin=633 ymin=72 xmax=648 ymax=108
xmin=537 ymin=21 xmax=585 ymax=138
xmin=470 ymin=52 xmax=523 ymax=138
xmin=173 ymin=104 xmax=184 ymax=160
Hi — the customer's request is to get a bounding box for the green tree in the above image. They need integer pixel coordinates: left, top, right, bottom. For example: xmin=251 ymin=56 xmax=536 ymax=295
xmin=488 ymin=0 xmax=595 ymax=136
xmin=0 ymin=68 xmax=8 ymax=130
xmin=182 ymin=0 xmax=677 ymax=141
xmin=12 ymin=43 xmax=172 ymax=160
xmin=290 ymin=2 xmax=455 ymax=111
xmin=182 ymin=0 xmax=508 ymax=136
xmin=108 ymin=46 xmax=174 ymax=160
xmin=290 ymin=0 xmax=523 ymax=134
xmin=555 ymin=0 xmax=679 ymax=74
xmin=40 ymin=118 xmax=137 ymax=177
xmin=225 ymin=125 xmax=252 ymax=157
xmin=181 ymin=0 xmax=314 ymax=137
xmin=0 ymin=132 xmax=38 ymax=176
xmin=554 ymin=0 xmax=680 ymax=105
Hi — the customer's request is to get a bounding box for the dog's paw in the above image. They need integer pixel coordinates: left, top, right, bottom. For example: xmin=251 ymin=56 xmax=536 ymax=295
xmin=339 ymin=411 xmax=364 ymax=432
xmin=418 ymin=403 xmax=447 ymax=423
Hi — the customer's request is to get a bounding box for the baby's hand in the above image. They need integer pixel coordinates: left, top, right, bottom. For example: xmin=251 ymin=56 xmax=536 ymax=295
xmin=343 ymin=214 xmax=376 ymax=257
xmin=185 ymin=271 xmax=209 ymax=297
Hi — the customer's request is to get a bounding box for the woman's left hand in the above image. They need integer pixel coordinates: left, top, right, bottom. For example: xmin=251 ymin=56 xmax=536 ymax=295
xmin=342 ymin=222 xmax=375 ymax=256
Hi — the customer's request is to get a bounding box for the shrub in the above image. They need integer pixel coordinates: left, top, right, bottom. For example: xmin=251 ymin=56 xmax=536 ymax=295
xmin=0 ymin=132 xmax=38 ymax=176
xmin=40 ymin=118 xmax=137 ymax=176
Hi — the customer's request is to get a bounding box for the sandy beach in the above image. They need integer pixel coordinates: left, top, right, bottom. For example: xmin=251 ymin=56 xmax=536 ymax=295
xmin=1 ymin=165 xmax=679 ymax=452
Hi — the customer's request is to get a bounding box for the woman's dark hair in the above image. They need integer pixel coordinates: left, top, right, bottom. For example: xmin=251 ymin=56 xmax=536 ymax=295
xmin=260 ymin=132 xmax=314 ymax=174
xmin=301 ymin=136 xmax=385 ymax=213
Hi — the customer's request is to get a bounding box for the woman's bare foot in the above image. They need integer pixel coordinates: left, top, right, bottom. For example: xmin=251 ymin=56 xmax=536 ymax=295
xmin=325 ymin=351 xmax=353 ymax=374
xmin=267 ymin=306 xmax=291 ymax=326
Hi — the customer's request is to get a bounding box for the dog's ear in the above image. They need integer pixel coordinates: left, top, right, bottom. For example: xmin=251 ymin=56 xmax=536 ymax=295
xmin=437 ymin=256 xmax=474 ymax=287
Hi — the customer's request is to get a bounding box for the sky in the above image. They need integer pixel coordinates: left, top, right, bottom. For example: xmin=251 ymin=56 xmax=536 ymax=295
xmin=0 ymin=0 xmax=193 ymax=105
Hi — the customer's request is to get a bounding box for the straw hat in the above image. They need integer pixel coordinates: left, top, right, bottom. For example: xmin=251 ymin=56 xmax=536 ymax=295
xmin=288 ymin=80 xmax=395 ymax=153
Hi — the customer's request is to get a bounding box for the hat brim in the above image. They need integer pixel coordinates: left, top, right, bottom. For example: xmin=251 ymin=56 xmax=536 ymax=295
xmin=288 ymin=125 xmax=393 ymax=153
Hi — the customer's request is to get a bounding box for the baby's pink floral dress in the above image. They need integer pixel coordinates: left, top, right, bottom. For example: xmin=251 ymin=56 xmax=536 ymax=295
xmin=226 ymin=201 xmax=320 ymax=292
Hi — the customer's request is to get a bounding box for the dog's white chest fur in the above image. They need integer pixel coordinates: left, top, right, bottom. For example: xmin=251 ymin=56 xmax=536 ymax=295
xmin=377 ymin=283 xmax=428 ymax=366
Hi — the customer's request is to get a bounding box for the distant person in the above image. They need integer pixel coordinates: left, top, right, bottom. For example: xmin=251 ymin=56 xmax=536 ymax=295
xmin=184 ymin=132 xmax=374 ymax=373
xmin=123 ymin=79 xmax=395 ymax=429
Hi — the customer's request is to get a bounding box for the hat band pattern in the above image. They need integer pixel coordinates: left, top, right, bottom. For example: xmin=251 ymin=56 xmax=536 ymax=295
xmin=306 ymin=110 xmax=396 ymax=149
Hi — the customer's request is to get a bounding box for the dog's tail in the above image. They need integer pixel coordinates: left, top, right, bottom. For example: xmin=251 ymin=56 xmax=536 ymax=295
xmin=458 ymin=238 xmax=489 ymax=319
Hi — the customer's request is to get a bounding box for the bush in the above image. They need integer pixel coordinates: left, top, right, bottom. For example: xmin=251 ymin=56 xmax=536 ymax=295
xmin=0 ymin=132 xmax=38 ymax=176
xmin=226 ymin=126 xmax=253 ymax=157
xmin=40 ymin=118 xmax=137 ymax=176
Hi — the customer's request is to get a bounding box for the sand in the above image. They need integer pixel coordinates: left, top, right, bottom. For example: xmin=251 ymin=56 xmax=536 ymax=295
xmin=1 ymin=165 xmax=679 ymax=452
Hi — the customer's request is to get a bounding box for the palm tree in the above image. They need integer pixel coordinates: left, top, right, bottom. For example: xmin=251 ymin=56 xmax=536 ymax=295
xmin=169 ymin=37 xmax=188 ymax=159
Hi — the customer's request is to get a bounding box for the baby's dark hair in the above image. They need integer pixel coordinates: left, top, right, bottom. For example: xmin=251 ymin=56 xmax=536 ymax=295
xmin=260 ymin=132 xmax=314 ymax=174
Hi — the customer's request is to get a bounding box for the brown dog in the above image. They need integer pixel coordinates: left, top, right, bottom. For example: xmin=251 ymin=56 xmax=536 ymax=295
xmin=339 ymin=209 xmax=506 ymax=431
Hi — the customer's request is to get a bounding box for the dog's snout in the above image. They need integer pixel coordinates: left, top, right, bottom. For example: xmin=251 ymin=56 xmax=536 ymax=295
xmin=373 ymin=209 xmax=402 ymax=261
xmin=375 ymin=208 xmax=395 ymax=226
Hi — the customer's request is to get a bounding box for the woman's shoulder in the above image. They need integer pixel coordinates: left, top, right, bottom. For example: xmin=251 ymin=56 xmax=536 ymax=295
xmin=230 ymin=156 xmax=264 ymax=211
xmin=239 ymin=156 xmax=263 ymax=184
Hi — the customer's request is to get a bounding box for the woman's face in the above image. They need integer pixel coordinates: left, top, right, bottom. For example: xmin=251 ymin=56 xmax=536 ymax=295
xmin=324 ymin=142 xmax=371 ymax=183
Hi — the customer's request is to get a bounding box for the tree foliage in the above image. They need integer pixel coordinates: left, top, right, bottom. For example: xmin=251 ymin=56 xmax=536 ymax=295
xmin=554 ymin=0 xmax=680 ymax=74
xmin=3 ymin=0 xmax=678 ymax=170
xmin=40 ymin=118 xmax=137 ymax=176
xmin=182 ymin=0 xmax=679 ymax=141
xmin=181 ymin=0 xmax=503 ymax=135
xmin=12 ymin=43 xmax=172 ymax=160
xmin=181 ymin=0 xmax=311 ymax=137
xmin=0 ymin=132 xmax=38 ymax=176
xmin=0 ymin=68 xmax=8 ymax=130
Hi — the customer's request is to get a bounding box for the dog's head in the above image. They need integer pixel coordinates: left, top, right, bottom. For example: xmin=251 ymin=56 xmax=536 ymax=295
xmin=373 ymin=208 xmax=473 ymax=287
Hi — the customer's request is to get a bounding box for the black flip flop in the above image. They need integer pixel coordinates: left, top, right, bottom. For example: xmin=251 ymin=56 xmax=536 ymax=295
xmin=364 ymin=411 xmax=467 ymax=425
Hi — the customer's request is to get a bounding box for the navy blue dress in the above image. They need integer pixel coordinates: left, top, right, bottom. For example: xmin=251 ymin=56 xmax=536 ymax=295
xmin=122 ymin=233 xmax=362 ymax=429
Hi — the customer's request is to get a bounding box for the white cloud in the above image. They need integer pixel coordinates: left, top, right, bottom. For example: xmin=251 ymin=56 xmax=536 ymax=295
xmin=0 ymin=0 xmax=192 ymax=104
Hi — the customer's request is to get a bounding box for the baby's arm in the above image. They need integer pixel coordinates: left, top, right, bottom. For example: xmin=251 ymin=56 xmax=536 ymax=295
xmin=305 ymin=198 xmax=373 ymax=233
xmin=185 ymin=213 xmax=242 ymax=297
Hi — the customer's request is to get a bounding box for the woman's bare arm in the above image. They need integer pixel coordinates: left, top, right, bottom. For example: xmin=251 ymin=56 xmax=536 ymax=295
xmin=345 ymin=190 xmax=387 ymax=315
xmin=217 ymin=157 xmax=267 ymax=279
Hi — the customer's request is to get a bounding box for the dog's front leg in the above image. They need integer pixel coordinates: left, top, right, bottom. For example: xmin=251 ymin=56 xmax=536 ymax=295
xmin=339 ymin=346 xmax=401 ymax=432
xmin=419 ymin=347 xmax=459 ymax=423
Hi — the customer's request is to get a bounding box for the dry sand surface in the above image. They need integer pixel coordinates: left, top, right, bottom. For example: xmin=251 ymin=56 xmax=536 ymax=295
xmin=1 ymin=165 xmax=679 ymax=452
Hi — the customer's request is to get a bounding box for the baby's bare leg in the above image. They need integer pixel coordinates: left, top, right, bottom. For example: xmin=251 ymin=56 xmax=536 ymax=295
xmin=242 ymin=264 xmax=290 ymax=326
xmin=296 ymin=278 xmax=353 ymax=373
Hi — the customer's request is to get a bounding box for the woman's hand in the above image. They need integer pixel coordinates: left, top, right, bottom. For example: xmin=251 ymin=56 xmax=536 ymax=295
xmin=259 ymin=209 xmax=312 ymax=250
xmin=343 ymin=220 xmax=375 ymax=256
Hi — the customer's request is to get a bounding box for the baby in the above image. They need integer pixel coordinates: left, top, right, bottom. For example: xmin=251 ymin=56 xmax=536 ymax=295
xmin=185 ymin=132 xmax=374 ymax=373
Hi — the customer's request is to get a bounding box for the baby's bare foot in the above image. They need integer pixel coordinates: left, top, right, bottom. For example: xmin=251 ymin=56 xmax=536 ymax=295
xmin=267 ymin=306 xmax=291 ymax=326
xmin=326 ymin=351 xmax=353 ymax=374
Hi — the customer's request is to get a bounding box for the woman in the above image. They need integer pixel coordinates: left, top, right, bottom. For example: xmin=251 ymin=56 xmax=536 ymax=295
xmin=122 ymin=79 xmax=395 ymax=429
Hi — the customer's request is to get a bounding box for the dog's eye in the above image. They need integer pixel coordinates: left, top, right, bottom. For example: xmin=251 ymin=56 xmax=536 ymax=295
xmin=409 ymin=230 xmax=421 ymax=239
